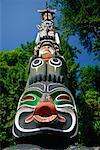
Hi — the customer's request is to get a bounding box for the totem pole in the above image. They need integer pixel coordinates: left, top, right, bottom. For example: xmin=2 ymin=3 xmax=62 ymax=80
xmin=12 ymin=5 xmax=78 ymax=144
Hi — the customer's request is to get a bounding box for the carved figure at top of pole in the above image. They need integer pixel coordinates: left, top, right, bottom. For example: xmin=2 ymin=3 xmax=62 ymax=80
xmin=34 ymin=3 xmax=60 ymax=62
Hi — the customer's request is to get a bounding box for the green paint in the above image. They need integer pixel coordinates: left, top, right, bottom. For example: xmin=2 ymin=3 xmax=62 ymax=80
xmin=51 ymin=91 xmax=70 ymax=99
xmin=19 ymin=91 xmax=42 ymax=107
xmin=20 ymin=100 xmax=38 ymax=106
xmin=51 ymin=91 xmax=73 ymax=105
xmin=24 ymin=91 xmax=42 ymax=98
xmin=54 ymin=100 xmax=72 ymax=105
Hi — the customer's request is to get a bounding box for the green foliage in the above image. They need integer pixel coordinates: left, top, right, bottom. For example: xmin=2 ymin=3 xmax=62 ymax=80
xmin=79 ymin=66 xmax=97 ymax=91
xmin=85 ymin=90 xmax=99 ymax=108
xmin=60 ymin=37 xmax=79 ymax=95
xmin=77 ymin=65 xmax=100 ymax=145
xmin=0 ymin=41 xmax=35 ymax=148
xmin=50 ymin=0 xmax=100 ymax=56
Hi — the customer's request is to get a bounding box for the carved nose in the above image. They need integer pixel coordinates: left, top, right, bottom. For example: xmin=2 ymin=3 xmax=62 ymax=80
xmin=34 ymin=102 xmax=57 ymax=117
xmin=25 ymin=101 xmax=66 ymax=123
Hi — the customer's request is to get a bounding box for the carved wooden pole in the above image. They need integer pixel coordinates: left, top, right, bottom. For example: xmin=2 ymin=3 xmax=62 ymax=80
xmin=13 ymin=6 xmax=78 ymax=141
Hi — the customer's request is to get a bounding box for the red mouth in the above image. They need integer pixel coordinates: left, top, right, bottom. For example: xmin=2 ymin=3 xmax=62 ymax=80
xmin=25 ymin=102 xmax=65 ymax=123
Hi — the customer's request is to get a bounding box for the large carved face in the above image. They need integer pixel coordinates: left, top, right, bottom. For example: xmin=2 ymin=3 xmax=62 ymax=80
xmin=13 ymin=82 xmax=78 ymax=138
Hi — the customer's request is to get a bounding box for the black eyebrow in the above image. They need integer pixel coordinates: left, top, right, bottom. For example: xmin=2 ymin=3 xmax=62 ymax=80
xmin=47 ymin=83 xmax=66 ymax=92
xmin=28 ymin=83 xmax=46 ymax=92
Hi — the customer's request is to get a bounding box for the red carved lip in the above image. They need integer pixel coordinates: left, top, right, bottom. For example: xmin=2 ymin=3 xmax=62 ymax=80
xmin=34 ymin=102 xmax=57 ymax=116
xmin=33 ymin=114 xmax=57 ymax=123
xmin=25 ymin=102 xmax=65 ymax=123
xmin=33 ymin=102 xmax=57 ymax=122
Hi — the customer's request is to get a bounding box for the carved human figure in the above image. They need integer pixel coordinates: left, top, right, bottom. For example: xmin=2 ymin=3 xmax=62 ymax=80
xmin=34 ymin=9 xmax=60 ymax=57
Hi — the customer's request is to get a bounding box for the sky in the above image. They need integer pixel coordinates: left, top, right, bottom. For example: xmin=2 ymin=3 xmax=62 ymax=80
xmin=0 ymin=0 xmax=99 ymax=66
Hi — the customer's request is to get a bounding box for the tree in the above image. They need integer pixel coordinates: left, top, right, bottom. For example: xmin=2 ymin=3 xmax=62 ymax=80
xmin=77 ymin=65 xmax=100 ymax=145
xmin=0 ymin=41 xmax=35 ymax=148
xmin=60 ymin=35 xmax=79 ymax=96
xmin=50 ymin=0 xmax=100 ymax=58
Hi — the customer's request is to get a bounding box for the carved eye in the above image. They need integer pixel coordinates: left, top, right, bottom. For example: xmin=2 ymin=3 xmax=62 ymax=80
xmin=19 ymin=91 xmax=42 ymax=108
xmin=31 ymin=58 xmax=43 ymax=68
xmin=49 ymin=58 xmax=62 ymax=66
xmin=22 ymin=95 xmax=35 ymax=101
xmin=56 ymin=94 xmax=70 ymax=101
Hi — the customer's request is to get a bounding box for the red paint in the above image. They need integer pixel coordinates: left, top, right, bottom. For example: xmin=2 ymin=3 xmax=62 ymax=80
xmin=25 ymin=101 xmax=66 ymax=123
xmin=57 ymin=95 xmax=70 ymax=100
xmin=22 ymin=96 xmax=34 ymax=101
xmin=34 ymin=102 xmax=57 ymax=116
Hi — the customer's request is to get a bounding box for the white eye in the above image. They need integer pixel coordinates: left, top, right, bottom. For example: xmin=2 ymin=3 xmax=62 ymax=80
xmin=31 ymin=58 xmax=43 ymax=68
xmin=49 ymin=58 xmax=62 ymax=66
